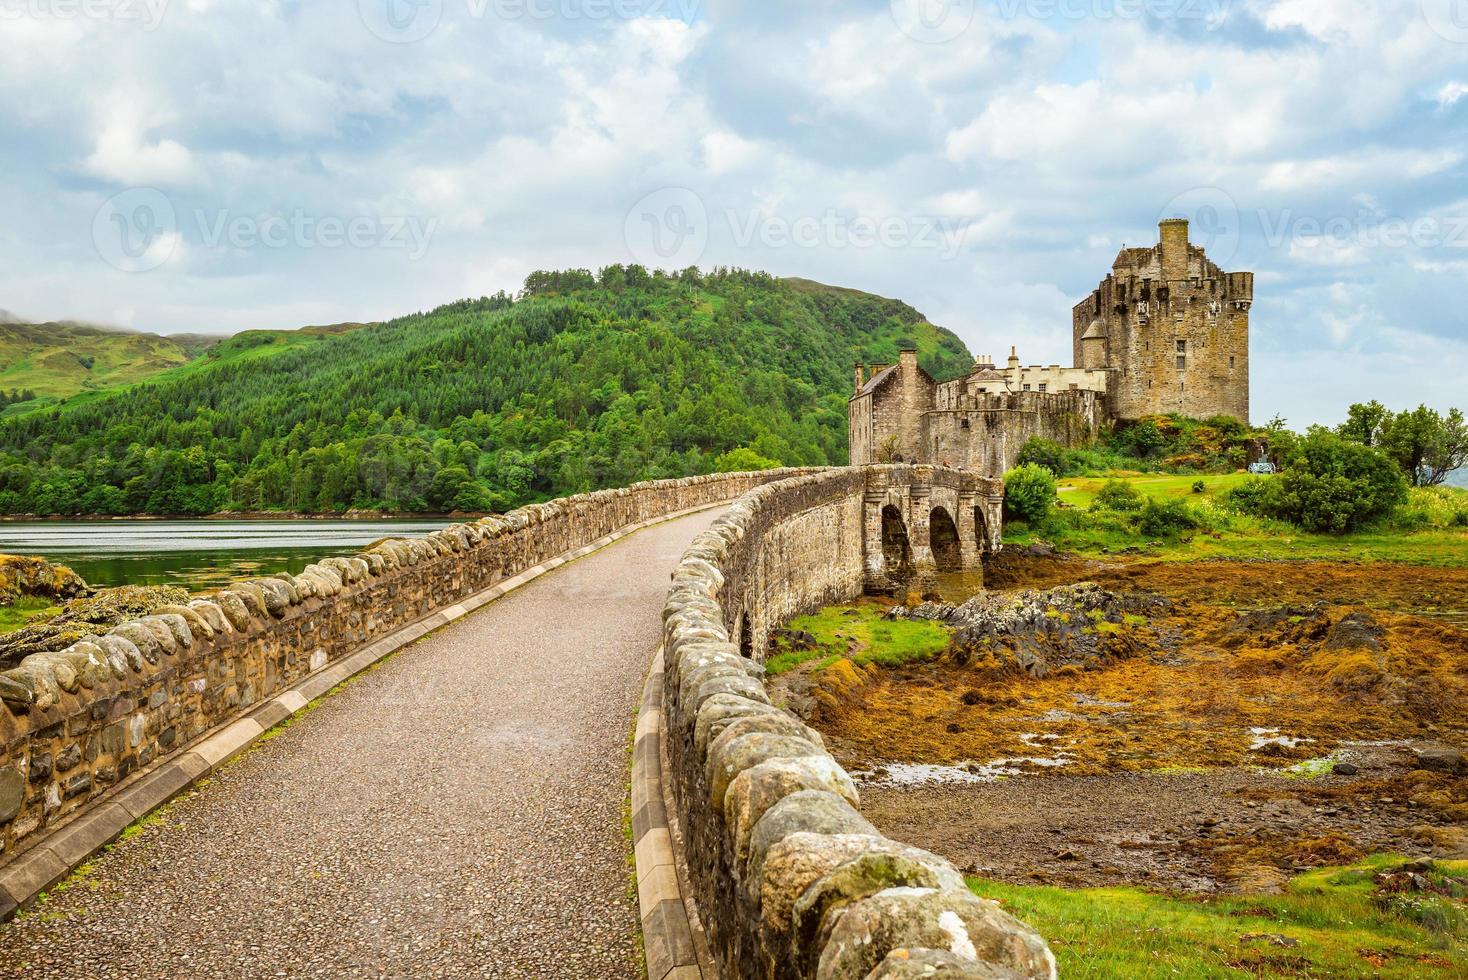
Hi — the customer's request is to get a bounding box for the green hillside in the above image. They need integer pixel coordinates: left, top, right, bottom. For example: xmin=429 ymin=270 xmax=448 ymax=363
xmin=0 ymin=267 xmax=972 ymax=516
xmin=0 ymin=320 xmax=373 ymax=417
xmin=0 ymin=322 xmax=199 ymax=403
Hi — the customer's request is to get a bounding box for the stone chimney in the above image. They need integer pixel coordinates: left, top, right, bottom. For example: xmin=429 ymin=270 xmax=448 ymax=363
xmin=1008 ymin=346 xmax=1020 ymax=371
xmin=854 ymin=362 xmax=865 ymax=395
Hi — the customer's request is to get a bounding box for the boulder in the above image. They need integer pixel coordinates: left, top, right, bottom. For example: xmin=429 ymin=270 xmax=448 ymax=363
xmin=1412 ymin=746 xmax=1467 ymax=776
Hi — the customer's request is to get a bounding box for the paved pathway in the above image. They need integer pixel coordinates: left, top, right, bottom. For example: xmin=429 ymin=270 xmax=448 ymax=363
xmin=0 ymin=509 xmax=722 ymax=979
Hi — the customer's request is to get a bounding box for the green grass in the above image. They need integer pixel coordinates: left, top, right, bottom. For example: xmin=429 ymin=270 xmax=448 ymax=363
xmin=1011 ymin=475 xmax=1468 ymax=567
xmin=764 ymin=601 xmax=950 ymax=676
xmin=0 ymin=596 xmax=61 ymax=635
xmin=972 ymin=855 xmax=1468 ymax=978
xmin=1059 ymin=472 xmax=1254 ymax=509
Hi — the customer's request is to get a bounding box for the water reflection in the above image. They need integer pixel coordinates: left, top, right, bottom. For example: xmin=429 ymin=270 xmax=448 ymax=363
xmin=0 ymin=520 xmax=451 ymax=590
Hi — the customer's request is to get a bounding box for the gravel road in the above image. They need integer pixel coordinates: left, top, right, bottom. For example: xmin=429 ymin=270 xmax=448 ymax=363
xmin=0 ymin=508 xmax=722 ymax=979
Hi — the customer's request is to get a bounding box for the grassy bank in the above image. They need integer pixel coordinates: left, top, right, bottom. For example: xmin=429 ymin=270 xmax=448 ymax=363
xmin=764 ymin=601 xmax=948 ymax=676
xmin=0 ymin=596 xmax=61 ymax=635
xmin=1011 ymin=475 xmax=1468 ymax=567
xmin=971 ymin=855 xmax=1467 ymax=978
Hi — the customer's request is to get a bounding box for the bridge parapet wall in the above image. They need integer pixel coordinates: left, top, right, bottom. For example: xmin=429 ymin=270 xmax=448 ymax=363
xmin=0 ymin=469 xmax=813 ymax=874
xmin=661 ymin=465 xmax=1054 ymax=979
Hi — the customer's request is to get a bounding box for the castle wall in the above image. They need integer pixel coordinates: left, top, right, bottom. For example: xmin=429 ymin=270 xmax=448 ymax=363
xmin=923 ymin=391 xmax=1103 ymax=478
xmin=848 ymin=392 xmax=874 ymax=465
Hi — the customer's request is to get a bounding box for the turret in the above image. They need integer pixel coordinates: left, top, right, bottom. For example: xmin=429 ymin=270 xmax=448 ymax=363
xmin=1159 ymin=218 xmax=1190 ymax=281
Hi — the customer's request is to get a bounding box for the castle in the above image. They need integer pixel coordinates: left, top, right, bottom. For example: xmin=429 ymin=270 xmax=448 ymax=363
xmin=849 ymin=218 xmax=1253 ymax=477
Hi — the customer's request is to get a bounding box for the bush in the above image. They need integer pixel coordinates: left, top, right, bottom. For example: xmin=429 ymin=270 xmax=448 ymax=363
xmin=1134 ymin=498 xmax=1198 ymax=537
xmin=1454 ymin=510 xmax=1468 ymax=528
xmin=1016 ymin=438 xmax=1069 ymax=476
xmin=1004 ymin=464 xmax=1058 ymax=524
xmin=1094 ymin=479 xmax=1144 ymax=512
xmin=1192 ymin=480 xmax=1207 ymax=494
xmin=1228 ymin=431 xmax=1407 ymax=534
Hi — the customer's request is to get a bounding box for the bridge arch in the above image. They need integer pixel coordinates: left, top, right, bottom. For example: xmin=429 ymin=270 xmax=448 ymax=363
xmin=929 ymin=505 xmax=961 ymax=572
xmin=880 ymin=504 xmax=912 ymax=582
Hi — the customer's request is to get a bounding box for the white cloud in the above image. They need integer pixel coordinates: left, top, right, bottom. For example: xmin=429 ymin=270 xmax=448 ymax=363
xmin=1439 ymin=82 xmax=1468 ymax=108
xmin=0 ymin=0 xmax=1461 ymax=427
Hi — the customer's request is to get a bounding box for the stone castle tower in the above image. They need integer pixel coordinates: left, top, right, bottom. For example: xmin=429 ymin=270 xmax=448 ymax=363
xmin=850 ymin=217 xmax=1252 ymax=478
xmin=1072 ymin=218 xmax=1252 ymax=421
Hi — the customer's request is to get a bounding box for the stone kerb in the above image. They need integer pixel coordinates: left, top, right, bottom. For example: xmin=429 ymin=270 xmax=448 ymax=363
xmin=0 ymin=468 xmax=816 ymax=912
xmin=658 ymin=465 xmax=1055 ymax=979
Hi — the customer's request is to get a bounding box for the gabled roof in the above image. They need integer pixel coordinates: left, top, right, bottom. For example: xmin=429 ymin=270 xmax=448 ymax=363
xmin=859 ymin=364 xmax=899 ymax=396
xmin=1081 ymin=319 xmax=1108 ymax=340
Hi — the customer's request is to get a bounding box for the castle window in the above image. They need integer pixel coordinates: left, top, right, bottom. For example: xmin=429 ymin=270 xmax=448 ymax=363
xmin=960 ymin=418 xmax=970 ymax=429
xmin=1176 ymin=340 xmax=1187 ymax=352
xmin=1038 ymin=383 xmax=1047 ymax=393
xmin=1176 ymin=355 xmax=1187 ymax=370
xmin=1230 ymin=356 xmax=1236 ymax=370
xmin=1022 ymin=384 xmax=1031 ymax=392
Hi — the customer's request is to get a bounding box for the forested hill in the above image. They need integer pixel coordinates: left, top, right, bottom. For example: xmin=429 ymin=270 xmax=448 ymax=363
xmin=0 ymin=267 xmax=971 ymax=516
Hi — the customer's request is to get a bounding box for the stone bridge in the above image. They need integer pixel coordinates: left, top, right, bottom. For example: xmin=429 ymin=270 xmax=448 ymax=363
xmin=861 ymin=465 xmax=1004 ymax=593
xmin=0 ymin=466 xmax=1050 ymax=980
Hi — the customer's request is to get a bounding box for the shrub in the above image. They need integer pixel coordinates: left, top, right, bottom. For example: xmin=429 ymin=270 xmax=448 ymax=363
xmin=1229 ymin=431 xmax=1407 ymax=534
xmin=1134 ymin=498 xmax=1198 ymax=537
xmin=1016 ymin=438 xmax=1069 ymax=476
xmin=1094 ymin=479 xmax=1144 ymax=512
xmin=1192 ymin=480 xmax=1207 ymax=494
xmin=1004 ymin=463 xmax=1058 ymax=524
xmin=1455 ymin=510 xmax=1468 ymax=528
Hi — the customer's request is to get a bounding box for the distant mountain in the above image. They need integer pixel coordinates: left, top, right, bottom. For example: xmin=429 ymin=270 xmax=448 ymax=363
xmin=0 ymin=310 xmax=24 ymax=325
xmin=0 ymin=267 xmax=973 ymax=515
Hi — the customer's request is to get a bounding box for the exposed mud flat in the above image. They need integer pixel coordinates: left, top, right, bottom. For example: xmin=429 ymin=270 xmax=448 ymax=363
xmin=782 ymin=553 xmax=1468 ymax=896
xmin=857 ymin=742 xmax=1466 ymax=894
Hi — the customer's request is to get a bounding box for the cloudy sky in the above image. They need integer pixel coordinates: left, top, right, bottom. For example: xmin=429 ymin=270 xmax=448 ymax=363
xmin=0 ymin=0 xmax=1465 ymax=427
